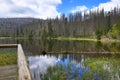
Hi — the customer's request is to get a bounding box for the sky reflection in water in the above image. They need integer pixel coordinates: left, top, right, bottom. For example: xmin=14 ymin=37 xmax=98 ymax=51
xmin=28 ymin=54 xmax=120 ymax=80
xmin=28 ymin=54 xmax=88 ymax=80
xmin=28 ymin=55 xmax=57 ymax=80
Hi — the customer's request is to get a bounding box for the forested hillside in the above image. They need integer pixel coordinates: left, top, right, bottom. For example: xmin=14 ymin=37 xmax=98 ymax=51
xmin=0 ymin=7 xmax=120 ymax=39
xmin=0 ymin=18 xmax=36 ymax=37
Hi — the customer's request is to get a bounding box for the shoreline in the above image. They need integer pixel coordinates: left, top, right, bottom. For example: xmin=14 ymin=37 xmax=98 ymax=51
xmin=0 ymin=37 xmax=120 ymax=43
xmin=52 ymin=37 xmax=120 ymax=43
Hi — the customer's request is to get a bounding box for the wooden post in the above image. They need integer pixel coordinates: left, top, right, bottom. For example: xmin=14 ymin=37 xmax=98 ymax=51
xmin=17 ymin=44 xmax=32 ymax=80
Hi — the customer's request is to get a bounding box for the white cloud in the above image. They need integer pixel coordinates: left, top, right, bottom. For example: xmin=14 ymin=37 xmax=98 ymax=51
xmin=70 ymin=0 xmax=120 ymax=14
xmin=0 ymin=0 xmax=62 ymax=19
xmin=91 ymin=0 xmax=120 ymax=12
xmin=71 ymin=6 xmax=88 ymax=13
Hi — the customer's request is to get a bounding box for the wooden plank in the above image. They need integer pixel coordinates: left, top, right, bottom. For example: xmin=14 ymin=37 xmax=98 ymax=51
xmin=17 ymin=44 xmax=32 ymax=80
xmin=0 ymin=65 xmax=17 ymax=80
xmin=0 ymin=44 xmax=17 ymax=48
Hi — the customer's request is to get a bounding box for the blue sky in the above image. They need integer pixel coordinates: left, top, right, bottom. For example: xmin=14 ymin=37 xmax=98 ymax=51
xmin=0 ymin=0 xmax=119 ymax=19
xmin=57 ymin=0 xmax=110 ymax=14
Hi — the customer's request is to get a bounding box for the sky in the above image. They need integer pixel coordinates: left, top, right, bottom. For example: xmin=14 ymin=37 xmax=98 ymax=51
xmin=0 ymin=0 xmax=120 ymax=19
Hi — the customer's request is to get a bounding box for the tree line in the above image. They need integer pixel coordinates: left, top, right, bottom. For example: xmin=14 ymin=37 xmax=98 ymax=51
xmin=0 ymin=7 xmax=120 ymax=39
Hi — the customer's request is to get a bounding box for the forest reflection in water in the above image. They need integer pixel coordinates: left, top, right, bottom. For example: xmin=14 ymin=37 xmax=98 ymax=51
xmin=28 ymin=53 xmax=120 ymax=80
xmin=0 ymin=39 xmax=120 ymax=55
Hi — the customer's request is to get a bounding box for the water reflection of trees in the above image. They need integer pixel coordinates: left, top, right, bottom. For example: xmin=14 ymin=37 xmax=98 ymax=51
xmin=0 ymin=39 xmax=120 ymax=55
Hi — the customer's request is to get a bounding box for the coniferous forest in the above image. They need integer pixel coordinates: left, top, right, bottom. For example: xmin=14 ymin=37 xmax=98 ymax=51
xmin=0 ymin=7 xmax=120 ymax=40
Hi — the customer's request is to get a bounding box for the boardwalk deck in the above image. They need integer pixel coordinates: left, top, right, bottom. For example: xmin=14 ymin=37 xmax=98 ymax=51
xmin=0 ymin=65 xmax=17 ymax=80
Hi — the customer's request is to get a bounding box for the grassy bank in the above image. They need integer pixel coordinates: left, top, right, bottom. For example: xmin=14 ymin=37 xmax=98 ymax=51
xmin=52 ymin=37 xmax=120 ymax=43
xmin=53 ymin=37 xmax=97 ymax=41
xmin=0 ymin=36 xmax=120 ymax=43
xmin=101 ymin=38 xmax=120 ymax=43
xmin=0 ymin=49 xmax=17 ymax=66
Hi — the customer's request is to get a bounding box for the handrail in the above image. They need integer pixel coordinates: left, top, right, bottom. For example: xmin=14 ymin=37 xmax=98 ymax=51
xmin=17 ymin=44 xmax=32 ymax=80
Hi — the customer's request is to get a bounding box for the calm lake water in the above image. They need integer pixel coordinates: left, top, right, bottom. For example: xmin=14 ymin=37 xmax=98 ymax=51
xmin=0 ymin=39 xmax=120 ymax=80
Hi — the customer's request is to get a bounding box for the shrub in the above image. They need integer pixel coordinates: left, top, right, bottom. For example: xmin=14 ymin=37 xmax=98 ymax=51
xmin=108 ymin=24 xmax=120 ymax=39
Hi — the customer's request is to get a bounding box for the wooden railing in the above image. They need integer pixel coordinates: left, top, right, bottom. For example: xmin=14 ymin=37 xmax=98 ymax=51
xmin=0 ymin=44 xmax=17 ymax=48
xmin=0 ymin=44 xmax=32 ymax=80
xmin=17 ymin=44 xmax=32 ymax=80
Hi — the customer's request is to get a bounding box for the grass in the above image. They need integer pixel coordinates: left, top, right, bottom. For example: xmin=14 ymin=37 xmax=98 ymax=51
xmin=52 ymin=37 xmax=120 ymax=43
xmin=1 ymin=36 xmax=120 ymax=43
xmin=84 ymin=55 xmax=120 ymax=78
xmin=0 ymin=49 xmax=17 ymax=66
xmin=52 ymin=37 xmax=97 ymax=42
xmin=101 ymin=38 xmax=120 ymax=43
xmin=85 ymin=55 xmax=120 ymax=67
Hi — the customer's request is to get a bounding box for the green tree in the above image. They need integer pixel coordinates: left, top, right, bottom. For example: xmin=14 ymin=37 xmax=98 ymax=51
xmin=96 ymin=29 xmax=103 ymax=40
xmin=41 ymin=27 xmax=47 ymax=39
xmin=47 ymin=20 xmax=53 ymax=38
xmin=108 ymin=24 xmax=120 ymax=39
xmin=28 ymin=31 xmax=33 ymax=39
xmin=16 ymin=28 xmax=19 ymax=37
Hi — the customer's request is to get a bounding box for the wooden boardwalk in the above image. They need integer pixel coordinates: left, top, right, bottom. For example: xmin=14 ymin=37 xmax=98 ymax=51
xmin=0 ymin=44 xmax=32 ymax=80
xmin=0 ymin=65 xmax=17 ymax=80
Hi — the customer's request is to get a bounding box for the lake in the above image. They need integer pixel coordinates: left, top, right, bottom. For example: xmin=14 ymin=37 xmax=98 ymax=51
xmin=0 ymin=39 xmax=120 ymax=80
